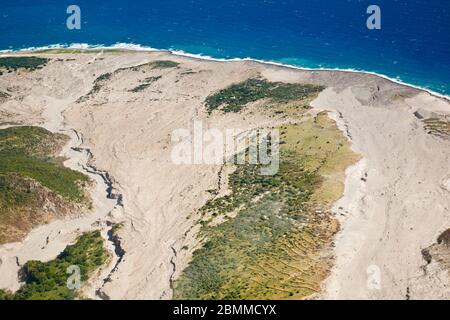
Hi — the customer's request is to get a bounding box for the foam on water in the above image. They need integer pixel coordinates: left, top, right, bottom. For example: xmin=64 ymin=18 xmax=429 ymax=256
xmin=7 ymin=42 xmax=449 ymax=101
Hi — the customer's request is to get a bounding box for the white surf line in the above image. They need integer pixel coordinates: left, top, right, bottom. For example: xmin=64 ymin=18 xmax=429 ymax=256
xmin=6 ymin=42 xmax=449 ymax=101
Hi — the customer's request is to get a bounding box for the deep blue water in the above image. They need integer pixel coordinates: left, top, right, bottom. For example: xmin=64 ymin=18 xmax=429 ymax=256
xmin=1 ymin=0 xmax=449 ymax=95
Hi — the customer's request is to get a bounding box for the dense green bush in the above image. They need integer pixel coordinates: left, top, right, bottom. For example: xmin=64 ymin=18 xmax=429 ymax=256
xmin=149 ymin=60 xmax=179 ymax=69
xmin=0 ymin=230 xmax=107 ymax=300
xmin=205 ymin=78 xmax=324 ymax=113
xmin=0 ymin=57 xmax=49 ymax=70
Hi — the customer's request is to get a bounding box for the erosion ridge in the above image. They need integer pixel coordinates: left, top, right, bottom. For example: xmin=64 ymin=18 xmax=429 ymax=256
xmin=0 ymin=55 xmax=129 ymax=299
xmin=71 ymin=129 xmax=123 ymax=206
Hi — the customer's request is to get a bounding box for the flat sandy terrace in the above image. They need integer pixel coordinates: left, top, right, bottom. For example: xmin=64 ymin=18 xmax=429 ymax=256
xmin=0 ymin=49 xmax=449 ymax=299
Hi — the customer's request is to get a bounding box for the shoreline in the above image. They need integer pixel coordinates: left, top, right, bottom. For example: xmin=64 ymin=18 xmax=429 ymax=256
xmin=1 ymin=42 xmax=449 ymax=102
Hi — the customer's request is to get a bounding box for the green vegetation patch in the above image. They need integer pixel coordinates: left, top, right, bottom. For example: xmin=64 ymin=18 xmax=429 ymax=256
xmin=149 ymin=60 xmax=179 ymax=69
xmin=205 ymin=78 xmax=325 ymax=113
xmin=77 ymin=72 xmax=112 ymax=103
xmin=77 ymin=60 xmax=177 ymax=102
xmin=173 ymin=113 xmax=358 ymax=300
xmin=0 ymin=126 xmax=90 ymax=244
xmin=0 ymin=126 xmax=88 ymax=201
xmin=110 ymin=222 xmax=124 ymax=235
xmin=129 ymin=75 xmax=162 ymax=92
xmin=0 ymin=56 xmax=49 ymax=71
xmin=0 ymin=230 xmax=108 ymax=300
xmin=0 ymin=126 xmax=66 ymax=158
xmin=90 ymin=72 xmax=112 ymax=94
xmin=0 ymin=154 xmax=88 ymax=201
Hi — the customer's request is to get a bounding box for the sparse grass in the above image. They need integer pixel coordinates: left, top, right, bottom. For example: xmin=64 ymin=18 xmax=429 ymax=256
xmin=90 ymin=72 xmax=112 ymax=93
xmin=0 ymin=91 xmax=10 ymax=100
xmin=180 ymin=70 xmax=197 ymax=76
xmin=77 ymin=72 xmax=112 ymax=103
xmin=128 ymin=75 xmax=162 ymax=92
xmin=423 ymin=118 xmax=450 ymax=138
xmin=0 ymin=230 xmax=108 ymax=300
xmin=0 ymin=57 xmax=49 ymax=71
xmin=173 ymin=113 xmax=358 ymax=300
xmin=110 ymin=222 xmax=124 ymax=235
xmin=143 ymin=76 xmax=163 ymax=82
xmin=205 ymin=78 xmax=325 ymax=114
xmin=77 ymin=60 xmax=178 ymax=102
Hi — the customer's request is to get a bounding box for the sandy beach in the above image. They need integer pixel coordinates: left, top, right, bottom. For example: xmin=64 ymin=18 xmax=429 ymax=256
xmin=0 ymin=49 xmax=449 ymax=299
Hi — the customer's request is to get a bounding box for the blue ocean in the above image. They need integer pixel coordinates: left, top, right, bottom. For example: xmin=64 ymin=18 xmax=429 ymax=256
xmin=1 ymin=0 xmax=449 ymax=95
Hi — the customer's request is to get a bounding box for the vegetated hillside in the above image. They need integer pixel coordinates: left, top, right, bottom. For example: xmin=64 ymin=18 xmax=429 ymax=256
xmin=174 ymin=85 xmax=359 ymax=299
xmin=0 ymin=230 xmax=108 ymax=300
xmin=0 ymin=126 xmax=90 ymax=244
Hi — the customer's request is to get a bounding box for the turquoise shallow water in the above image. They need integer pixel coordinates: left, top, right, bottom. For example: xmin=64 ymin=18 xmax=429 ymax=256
xmin=1 ymin=0 xmax=449 ymax=96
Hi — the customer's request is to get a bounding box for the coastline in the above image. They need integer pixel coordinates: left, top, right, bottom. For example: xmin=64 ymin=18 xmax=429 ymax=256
xmin=1 ymin=42 xmax=449 ymax=101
